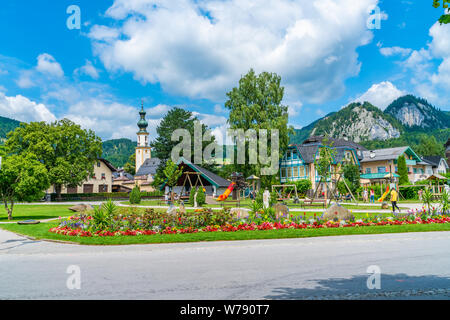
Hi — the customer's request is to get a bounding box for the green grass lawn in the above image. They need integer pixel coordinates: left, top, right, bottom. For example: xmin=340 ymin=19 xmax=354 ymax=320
xmin=2 ymin=220 xmax=450 ymax=245
xmin=0 ymin=205 xmax=73 ymax=222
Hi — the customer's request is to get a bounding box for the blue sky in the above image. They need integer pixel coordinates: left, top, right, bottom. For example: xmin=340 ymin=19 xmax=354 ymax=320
xmin=0 ymin=0 xmax=448 ymax=142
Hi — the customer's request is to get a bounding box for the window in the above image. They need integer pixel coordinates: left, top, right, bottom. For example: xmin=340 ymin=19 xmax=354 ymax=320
xmin=413 ymin=168 xmax=418 ymax=174
xmin=292 ymin=150 xmax=298 ymax=160
xmin=377 ymin=167 xmax=386 ymax=173
xmin=299 ymin=166 xmax=305 ymax=177
xmin=293 ymin=167 xmax=299 ymax=177
xmin=101 ymin=173 xmax=106 ymax=180
xmin=97 ymin=162 xmax=101 ymax=167
xmin=287 ymin=167 xmax=292 ymax=178
xmin=366 ymin=168 xmax=372 ymax=174
xmin=281 ymin=168 xmax=286 ymax=178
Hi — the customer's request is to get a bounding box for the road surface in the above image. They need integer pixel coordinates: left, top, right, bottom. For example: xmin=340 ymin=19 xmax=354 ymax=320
xmin=1 ymin=229 xmax=450 ymax=300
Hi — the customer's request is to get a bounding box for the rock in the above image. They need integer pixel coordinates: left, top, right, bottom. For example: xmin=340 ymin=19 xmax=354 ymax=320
xmin=323 ymin=204 xmax=354 ymax=222
xmin=273 ymin=203 xmax=289 ymax=219
xmin=382 ymin=202 xmax=389 ymax=209
xmin=69 ymin=204 xmax=94 ymax=213
xmin=230 ymin=208 xmax=250 ymax=219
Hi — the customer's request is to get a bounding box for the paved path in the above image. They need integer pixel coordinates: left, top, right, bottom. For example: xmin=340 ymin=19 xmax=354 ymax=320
xmin=1 ymin=228 xmax=450 ymax=300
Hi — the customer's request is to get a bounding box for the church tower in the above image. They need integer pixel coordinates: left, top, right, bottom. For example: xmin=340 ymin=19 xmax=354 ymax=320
xmin=135 ymin=102 xmax=152 ymax=174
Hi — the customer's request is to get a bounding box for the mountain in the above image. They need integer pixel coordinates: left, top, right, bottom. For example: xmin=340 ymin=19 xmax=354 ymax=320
xmin=385 ymin=95 xmax=450 ymax=129
xmin=293 ymin=102 xmax=403 ymax=143
xmin=290 ymin=95 xmax=449 ymax=149
xmin=0 ymin=116 xmax=20 ymax=142
xmin=102 ymin=138 xmax=136 ymax=168
xmin=290 ymin=113 xmax=335 ymax=145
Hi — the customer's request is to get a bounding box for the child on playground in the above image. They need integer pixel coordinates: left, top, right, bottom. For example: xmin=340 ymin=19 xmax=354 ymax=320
xmin=390 ymin=188 xmax=401 ymax=213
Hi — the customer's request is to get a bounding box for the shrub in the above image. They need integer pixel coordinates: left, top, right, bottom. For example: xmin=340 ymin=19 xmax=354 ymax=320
xmin=129 ymin=186 xmax=142 ymax=204
xmin=295 ymin=179 xmax=312 ymax=197
xmin=197 ymin=187 xmax=206 ymax=207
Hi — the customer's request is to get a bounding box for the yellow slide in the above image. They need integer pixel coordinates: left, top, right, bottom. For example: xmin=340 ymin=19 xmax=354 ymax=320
xmin=217 ymin=183 xmax=236 ymax=201
xmin=378 ymin=186 xmax=390 ymax=202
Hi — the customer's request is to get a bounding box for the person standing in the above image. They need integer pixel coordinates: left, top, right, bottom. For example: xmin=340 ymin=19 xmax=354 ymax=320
xmin=363 ymin=189 xmax=368 ymax=203
xmin=390 ymin=188 xmax=400 ymax=213
xmin=370 ymin=189 xmax=375 ymax=203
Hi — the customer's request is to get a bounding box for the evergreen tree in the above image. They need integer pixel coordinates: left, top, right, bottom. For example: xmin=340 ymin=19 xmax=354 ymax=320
xmin=397 ymin=155 xmax=410 ymax=185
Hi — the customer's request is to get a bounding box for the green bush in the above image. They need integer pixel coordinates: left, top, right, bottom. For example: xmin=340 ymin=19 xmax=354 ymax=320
xmin=294 ymin=179 xmax=312 ymax=197
xmin=129 ymin=186 xmax=142 ymax=204
xmin=197 ymin=187 xmax=206 ymax=207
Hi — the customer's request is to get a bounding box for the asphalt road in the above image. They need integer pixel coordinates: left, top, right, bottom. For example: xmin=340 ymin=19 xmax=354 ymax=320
xmin=1 ymin=229 xmax=450 ymax=300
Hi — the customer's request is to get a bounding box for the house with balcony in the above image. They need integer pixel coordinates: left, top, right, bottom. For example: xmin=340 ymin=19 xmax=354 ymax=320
xmin=279 ymin=136 xmax=362 ymax=190
xmin=360 ymin=147 xmax=433 ymax=184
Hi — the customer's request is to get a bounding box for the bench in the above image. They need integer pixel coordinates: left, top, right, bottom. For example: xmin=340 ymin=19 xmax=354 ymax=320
xmin=302 ymin=199 xmax=327 ymax=209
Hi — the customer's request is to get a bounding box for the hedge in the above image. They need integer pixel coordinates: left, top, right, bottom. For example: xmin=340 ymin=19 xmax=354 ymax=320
xmin=50 ymin=191 xmax=163 ymax=201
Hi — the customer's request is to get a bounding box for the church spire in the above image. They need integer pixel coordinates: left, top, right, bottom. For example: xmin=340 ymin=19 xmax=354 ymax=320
xmin=137 ymin=100 xmax=148 ymax=133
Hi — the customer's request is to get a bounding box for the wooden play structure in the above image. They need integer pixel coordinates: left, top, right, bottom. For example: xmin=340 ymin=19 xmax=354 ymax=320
xmin=426 ymin=174 xmax=448 ymax=199
xmin=272 ymin=184 xmax=298 ymax=201
xmin=178 ymin=171 xmax=205 ymax=200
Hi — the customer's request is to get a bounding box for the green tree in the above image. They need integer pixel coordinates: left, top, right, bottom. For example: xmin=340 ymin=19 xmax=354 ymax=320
xmin=397 ymin=155 xmax=410 ymax=185
xmin=225 ymin=69 xmax=293 ymax=187
xmin=342 ymin=164 xmax=361 ymax=194
xmin=414 ymin=135 xmax=445 ymax=156
xmin=123 ymin=154 xmax=136 ymax=175
xmin=151 ymin=107 xmax=217 ymax=173
xmin=313 ymin=137 xmax=337 ymax=199
xmin=6 ymin=119 xmax=102 ymax=200
xmin=129 ymin=185 xmax=141 ymax=204
xmin=0 ymin=154 xmax=49 ymax=220
xmin=161 ymin=159 xmax=183 ymax=202
xmin=433 ymin=1 xmax=450 ymax=24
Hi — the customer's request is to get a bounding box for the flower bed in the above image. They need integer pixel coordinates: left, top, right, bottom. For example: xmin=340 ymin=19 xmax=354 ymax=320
xmin=49 ymin=210 xmax=450 ymax=238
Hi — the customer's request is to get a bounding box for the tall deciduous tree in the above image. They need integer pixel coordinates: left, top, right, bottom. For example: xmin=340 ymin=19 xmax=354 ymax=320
xmin=225 ymin=69 xmax=292 ymax=187
xmin=161 ymin=159 xmax=183 ymax=202
xmin=123 ymin=153 xmax=136 ymax=175
xmin=415 ymin=135 xmax=445 ymax=156
xmin=342 ymin=164 xmax=361 ymax=194
xmin=6 ymin=119 xmax=102 ymax=200
xmin=0 ymin=154 xmax=49 ymax=220
xmin=397 ymin=155 xmax=410 ymax=185
xmin=151 ymin=107 xmax=217 ymax=183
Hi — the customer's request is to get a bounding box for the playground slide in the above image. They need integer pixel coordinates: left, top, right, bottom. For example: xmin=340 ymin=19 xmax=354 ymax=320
xmin=217 ymin=183 xmax=236 ymax=201
xmin=378 ymin=186 xmax=390 ymax=202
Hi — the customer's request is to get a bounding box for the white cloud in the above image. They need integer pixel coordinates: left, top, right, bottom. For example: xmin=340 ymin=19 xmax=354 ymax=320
xmin=63 ymin=99 xmax=161 ymax=140
xmin=0 ymin=92 xmax=56 ymax=123
xmin=36 ymin=53 xmax=64 ymax=78
xmin=287 ymin=101 xmax=303 ymax=117
xmin=16 ymin=70 xmax=35 ymax=88
xmin=379 ymin=46 xmax=412 ymax=57
xmin=89 ymin=0 xmax=380 ymax=103
xmin=146 ymin=104 xmax=172 ymax=117
xmin=399 ymin=22 xmax=450 ymax=106
xmin=353 ymin=81 xmax=406 ymax=110
xmin=74 ymin=60 xmax=100 ymax=79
